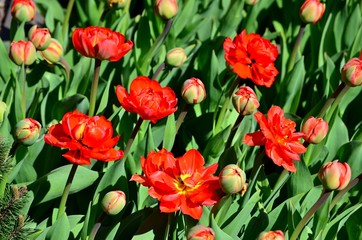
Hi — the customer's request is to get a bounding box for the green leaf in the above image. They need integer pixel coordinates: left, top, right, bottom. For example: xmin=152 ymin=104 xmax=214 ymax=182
xmin=162 ymin=113 xmax=176 ymax=151
xmin=203 ymin=125 xmax=231 ymax=165
xmin=46 ymin=214 xmax=70 ymax=240
xmin=0 ymin=39 xmax=13 ymax=82
xmin=342 ymin=4 xmax=362 ymax=49
xmin=210 ymin=214 xmax=234 ymax=240
xmin=312 ymin=192 xmax=332 ymax=238
xmin=28 ymin=165 xmax=99 ymax=204
xmin=288 ymin=158 xmax=314 ymax=197
xmin=335 ymin=140 xmax=362 ymax=179
xmin=96 ymin=70 xmax=115 ymax=115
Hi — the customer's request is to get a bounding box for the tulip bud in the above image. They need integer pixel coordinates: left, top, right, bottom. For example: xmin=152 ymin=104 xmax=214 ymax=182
xmin=318 ymin=160 xmax=351 ymax=191
xmin=107 ymin=0 xmax=127 ymax=8
xmin=258 ymin=230 xmax=285 ymax=240
xmin=245 ymin=0 xmax=259 ymax=5
xmin=11 ymin=0 xmax=36 ymax=22
xmin=302 ymin=116 xmax=328 ymax=144
xmin=182 ymin=78 xmax=206 ymax=104
xmin=341 ymin=58 xmax=362 ymax=87
xmin=9 ymin=40 xmax=36 ymax=66
xmin=14 ymin=118 xmax=41 ymax=146
xmin=299 ymin=0 xmax=325 ymax=24
xmin=28 ymin=25 xmax=51 ymax=50
xmin=219 ymin=164 xmax=246 ymax=195
xmin=155 ymin=0 xmax=178 ymax=20
xmin=39 ymin=38 xmax=63 ymax=64
xmin=0 ymin=101 xmax=6 ymax=125
xmin=187 ymin=225 xmax=215 ymax=240
xmin=101 ymin=190 xmax=126 ymax=215
xmin=232 ymin=86 xmax=260 ymax=115
xmin=166 ymin=47 xmax=187 ymax=67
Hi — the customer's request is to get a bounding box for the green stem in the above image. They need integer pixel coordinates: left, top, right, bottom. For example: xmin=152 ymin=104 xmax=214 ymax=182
xmin=225 ymin=113 xmax=244 ymax=149
xmin=290 ymin=190 xmax=331 ymax=240
xmin=151 ymin=62 xmax=166 ymax=80
xmin=57 ymin=164 xmax=78 ymax=219
xmin=287 ymin=25 xmax=305 ymax=72
xmin=124 ymin=118 xmax=144 ymax=174
xmin=330 ymin=173 xmax=362 ymax=209
xmin=316 ymin=83 xmax=346 ymax=118
xmin=325 ymin=84 xmax=350 ymax=122
xmin=140 ymin=20 xmax=173 ymax=74
xmin=175 ymin=104 xmax=189 ymax=133
xmin=62 ymin=0 xmax=75 ymax=42
xmin=214 ymin=78 xmax=240 ymax=136
xmin=164 ymin=213 xmax=173 ymax=240
xmin=89 ymin=213 xmax=106 ymax=240
xmin=21 ymin=64 xmax=26 ymax=118
xmin=60 ymin=57 xmax=71 ymax=94
xmin=89 ymin=59 xmax=102 ymax=117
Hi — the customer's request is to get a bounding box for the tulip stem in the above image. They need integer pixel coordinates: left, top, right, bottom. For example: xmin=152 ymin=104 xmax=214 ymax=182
xmin=20 ymin=64 xmax=26 ymax=118
xmin=89 ymin=59 xmax=102 ymax=117
xmin=60 ymin=57 xmax=71 ymax=94
xmin=317 ymin=82 xmax=346 ymax=118
xmin=152 ymin=62 xmax=166 ymax=80
xmin=175 ymin=104 xmax=189 ymax=133
xmin=225 ymin=113 xmax=245 ymax=149
xmin=330 ymin=173 xmax=362 ymax=209
xmin=57 ymin=164 xmax=78 ymax=219
xmin=164 ymin=213 xmax=173 ymax=240
xmin=62 ymin=0 xmax=75 ymax=42
xmin=325 ymin=84 xmax=350 ymax=122
xmin=140 ymin=20 xmax=173 ymax=75
xmin=124 ymin=118 xmax=144 ymax=174
xmin=89 ymin=213 xmax=106 ymax=240
xmin=214 ymin=77 xmax=240 ymax=136
xmin=287 ymin=25 xmax=305 ymax=73
xmin=290 ymin=190 xmax=331 ymax=240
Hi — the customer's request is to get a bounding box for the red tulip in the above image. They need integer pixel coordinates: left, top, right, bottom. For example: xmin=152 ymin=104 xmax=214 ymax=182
xmin=232 ymin=86 xmax=260 ymax=115
xmin=44 ymin=110 xmax=123 ymax=165
xmin=72 ymin=26 xmax=133 ymax=62
xmin=116 ymin=76 xmax=178 ymax=124
xmin=318 ymin=160 xmax=351 ymax=191
xmin=131 ymin=149 xmax=220 ymax=220
xmin=224 ymin=30 xmax=279 ymax=87
xmin=341 ymin=57 xmax=362 ymax=87
xmin=244 ymin=106 xmax=306 ymax=172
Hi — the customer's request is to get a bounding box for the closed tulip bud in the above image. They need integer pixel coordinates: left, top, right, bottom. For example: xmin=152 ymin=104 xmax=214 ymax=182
xmin=182 ymin=78 xmax=206 ymax=104
xmin=155 ymin=0 xmax=178 ymax=20
xmin=0 ymin=101 xmax=6 ymax=125
xmin=258 ymin=230 xmax=285 ymax=240
xmin=302 ymin=116 xmax=328 ymax=144
xmin=11 ymin=0 xmax=36 ymax=22
xmin=299 ymin=0 xmax=325 ymax=24
xmin=187 ymin=225 xmax=215 ymax=240
xmin=166 ymin=47 xmax=187 ymax=67
xmin=101 ymin=190 xmax=126 ymax=215
xmin=318 ymin=160 xmax=351 ymax=191
xmin=15 ymin=118 xmax=41 ymax=146
xmin=9 ymin=40 xmax=36 ymax=66
xmin=28 ymin=25 xmax=51 ymax=50
xmin=341 ymin=58 xmax=362 ymax=87
xmin=219 ymin=164 xmax=246 ymax=195
xmin=232 ymin=86 xmax=260 ymax=115
xmin=245 ymin=0 xmax=259 ymax=5
xmin=40 ymin=38 xmax=63 ymax=64
xmin=107 ymin=0 xmax=127 ymax=8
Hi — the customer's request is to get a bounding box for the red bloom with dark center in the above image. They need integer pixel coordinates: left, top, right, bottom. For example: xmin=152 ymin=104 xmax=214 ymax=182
xmin=243 ymin=106 xmax=306 ymax=172
xmin=72 ymin=26 xmax=133 ymax=62
xmin=223 ymin=30 xmax=279 ymax=87
xmin=131 ymin=149 xmax=220 ymax=220
xmin=44 ymin=110 xmax=123 ymax=165
xmin=116 ymin=76 xmax=178 ymax=124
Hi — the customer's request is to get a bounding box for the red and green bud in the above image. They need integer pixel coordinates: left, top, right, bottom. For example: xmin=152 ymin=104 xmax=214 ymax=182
xmin=101 ymin=190 xmax=126 ymax=215
xmin=187 ymin=225 xmax=215 ymax=240
xmin=154 ymin=0 xmax=178 ymax=20
xmin=166 ymin=47 xmax=187 ymax=67
xmin=245 ymin=0 xmax=259 ymax=5
xmin=107 ymin=0 xmax=127 ymax=8
xmin=39 ymin=38 xmax=63 ymax=64
xmin=15 ymin=118 xmax=41 ymax=146
xmin=28 ymin=25 xmax=51 ymax=50
xmin=9 ymin=40 xmax=36 ymax=66
xmin=341 ymin=57 xmax=362 ymax=87
xmin=232 ymin=86 xmax=260 ymax=115
xmin=182 ymin=78 xmax=206 ymax=104
xmin=299 ymin=0 xmax=325 ymax=24
xmin=318 ymin=160 xmax=351 ymax=191
xmin=302 ymin=116 xmax=328 ymax=144
xmin=258 ymin=230 xmax=285 ymax=240
xmin=11 ymin=0 xmax=36 ymax=22
xmin=219 ymin=164 xmax=247 ymax=195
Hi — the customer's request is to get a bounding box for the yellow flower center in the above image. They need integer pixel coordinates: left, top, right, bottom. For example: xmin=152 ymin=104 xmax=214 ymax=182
xmin=174 ymin=173 xmax=200 ymax=195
